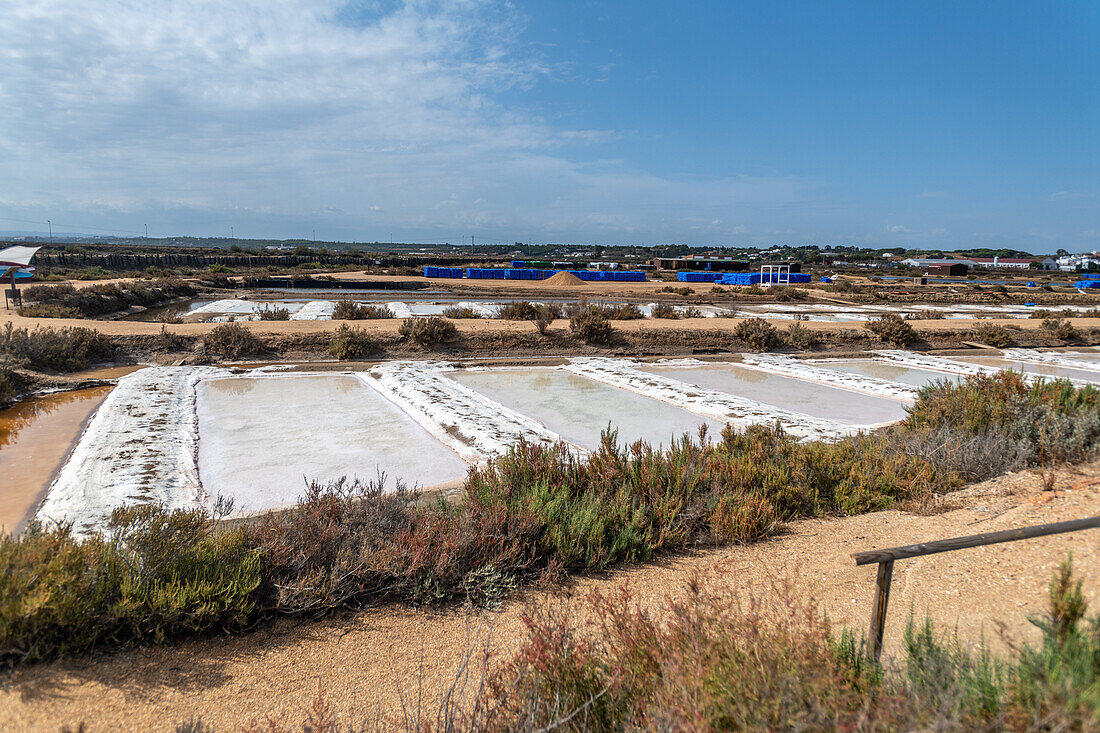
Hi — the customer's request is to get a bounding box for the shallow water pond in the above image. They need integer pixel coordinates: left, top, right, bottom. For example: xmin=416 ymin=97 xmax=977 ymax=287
xmin=196 ymin=374 xmax=467 ymax=512
xmin=642 ymin=364 xmax=908 ymax=425
xmin=449 ymin=368 xmax=725 ymax=449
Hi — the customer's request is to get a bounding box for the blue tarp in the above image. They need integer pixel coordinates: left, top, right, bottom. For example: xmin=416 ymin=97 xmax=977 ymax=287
xmin=1074 ymin=280 xmax=1100 ymax=288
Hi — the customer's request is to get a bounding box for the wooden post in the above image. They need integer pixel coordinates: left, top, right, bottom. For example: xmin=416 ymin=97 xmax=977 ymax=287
xmin=868 ymin=560 xmax=893 ymax=662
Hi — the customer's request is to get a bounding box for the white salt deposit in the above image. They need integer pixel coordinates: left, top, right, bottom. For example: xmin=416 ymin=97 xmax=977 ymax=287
xmin=450 ymin=368 xmax=727 ymax=450
xmin=875 ymin=350 xmax=1004 ymax=377
xmin=808 ymin=358 xmax=962 ymax=389
xmin=289 ymin=300 xmax=335 ymax=320
xmin=739 ymin=354 xmax=918 ymax=401
xmin=196 ymin=374 xmax=467 ymax=513
xmin=1002 ymin=348 xmax=1100 ymax=375
xmin=361 ymin=362 xmax=565 ymax=461
xmin=37 ymin=366 xmax=228 ymax=534
xmin=564 ymin=358 xmax=856 ymax=441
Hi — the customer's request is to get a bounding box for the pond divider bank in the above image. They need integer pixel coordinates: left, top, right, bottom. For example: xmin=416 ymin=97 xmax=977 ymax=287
xmin=739 ymin=353 xmax=919 ymax=401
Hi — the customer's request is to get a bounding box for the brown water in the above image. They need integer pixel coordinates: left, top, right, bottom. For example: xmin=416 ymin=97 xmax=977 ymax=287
xmin=0 ymin=386 xmax=112 ymax=535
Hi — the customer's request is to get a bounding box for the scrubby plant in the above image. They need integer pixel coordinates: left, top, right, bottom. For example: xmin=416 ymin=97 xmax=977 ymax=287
xmin=785 ymin=321 xmax=819 ymax=350
xmin=656 ymin=285 xmax=693 ymax=296
xmin=680 ymin=306 xmax=704 ymax=318
xmin=328 ymin=324 xmax=378 ymax=360
xmin=19 ymin=280 xmax=196 ymax=318
xmin=1042 ymin=317 xmax=1079 ymax=341
xmin=255 ymin=305 xmax=290 ymax=321
xmin=904 ymin=310 xmax=946 ymax=320
xmin=198 ymin=323 xmax=263 ymax=360
xmin=865 ymin=313 xmax=917 ymax=347
xmin=153 ymin=325 xmax=190 ymax=353
xmin=735 ymin=317 xmax=779 ymax=351
xmin=975 ymin=323 xmax=1014 ymax=348
xmin=650 ymin=302 xmax=679 ymax=319
xmin=772 ymin=286 xmax=807 ymax=302
xmin=532 ymin=304 xmax=556 ymax=335
xmin=497 ymin=301 xmax=562 ymax=320
xmin=440 ymin=305 xmax=482 ymax=319
xmin=0 ymin=323 xmax=115 ymax=372
xmin=399 ymin=316 xmax=457 ymax=346
xmin=332 ymin=301 xmax=393 ymax=320
xmin=569 ymin=305 xmax=613 ymax=344
xmin=0 ymin=367 xmax=26 ymax=404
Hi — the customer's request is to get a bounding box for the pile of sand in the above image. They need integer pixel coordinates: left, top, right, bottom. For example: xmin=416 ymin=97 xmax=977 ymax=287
xmin=543 ymin=271 xmax=584 ymax=287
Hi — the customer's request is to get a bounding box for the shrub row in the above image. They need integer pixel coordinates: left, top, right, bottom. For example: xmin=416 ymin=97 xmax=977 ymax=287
xmin=19 ymin=280 xmax=195 ymax=318
xmin=0 ymin=323 xmax=115 ymax=372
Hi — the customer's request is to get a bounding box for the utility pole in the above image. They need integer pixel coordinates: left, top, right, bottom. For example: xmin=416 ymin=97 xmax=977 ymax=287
xmin=47 ymin=220 xmax=52 ymax=242
xmin=144 ymin=224 xmax=148 ymax=239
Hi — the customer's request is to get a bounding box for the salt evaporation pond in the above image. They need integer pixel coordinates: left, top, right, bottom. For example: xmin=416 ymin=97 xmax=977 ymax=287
xmin=809 ymin=359 xmax=963 ymax=388
xmin=196 ymin=374 xmax=468 ymax=512
xmin=641 ymin=364 xmax=908 ymax=425
xmin=948 ymin=356 xmax=1100 ymax=383
xmin=448 ymin=368 xmax=726 ymax=449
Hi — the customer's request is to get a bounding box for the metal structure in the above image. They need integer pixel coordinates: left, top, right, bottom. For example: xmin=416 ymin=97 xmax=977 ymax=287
xmin=759 ymin=263 xmax=790 ymax=288
xmin=0 ymin=245 xmax=41 ymax=309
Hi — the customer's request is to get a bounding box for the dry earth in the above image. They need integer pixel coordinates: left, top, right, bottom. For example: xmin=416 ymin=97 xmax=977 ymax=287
xmin=2 ymin=461 xmax=1098 ymax=731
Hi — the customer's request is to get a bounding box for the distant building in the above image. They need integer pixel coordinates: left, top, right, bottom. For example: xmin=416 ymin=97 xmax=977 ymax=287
xmin=927 ymin=262 xmax=969 ymax=277
xmin=966 ymin=256 xmax=1055 ymax=270
xmin=900 ymin=258 xmax=978 ymax=269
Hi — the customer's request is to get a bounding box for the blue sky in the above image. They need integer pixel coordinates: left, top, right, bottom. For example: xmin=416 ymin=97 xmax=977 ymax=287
xmin=1 ymin=1 xmax=1097 ymax=250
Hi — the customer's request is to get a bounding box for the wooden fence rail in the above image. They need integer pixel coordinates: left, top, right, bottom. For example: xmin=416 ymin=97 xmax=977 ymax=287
xmin=852 ymin=515 xmax=1100 ymax=661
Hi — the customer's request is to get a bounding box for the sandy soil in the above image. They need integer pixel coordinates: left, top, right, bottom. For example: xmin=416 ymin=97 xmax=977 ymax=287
xmin=3 ymin=461 xmax=1098 ymax=731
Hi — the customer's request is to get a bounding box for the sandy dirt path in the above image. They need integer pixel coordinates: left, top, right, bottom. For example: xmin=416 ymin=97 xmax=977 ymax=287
xmin=2 ymin=462 xmax=1098 ymax=731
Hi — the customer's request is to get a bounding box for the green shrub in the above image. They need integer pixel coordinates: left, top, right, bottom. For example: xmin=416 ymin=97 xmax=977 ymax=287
xmin=865 ymin=313 xmax=917 ymax=347
xmin=785 ymin=321 xmax=819 ymax=350
xmin=1042 ymin=317 xmax=1079 ymax=341
xmin=440 ymin=305 xmax=482 ymax=318
xmin=199 ymin=323 xmax=264 ymax=360
xmin=772 ymin=286 xmax=807 ymax=302
xmin=650 ymin=302 xmax=680 ymax=319
xmin=532 ymin=304 xmax=556 ymax=335
xmin=0 ymin=323 xmax=115 ymax=372
xmin=255 ymin=305 xmax=290 ymax=321
xmin=328 ymin=324 xmax=378 ymax=360
xmin=496 ymin=301 xmax=562 ymax=320
xmin=975 ymin=323 xmax=1013 ymax=347
xmin=20 ymin=280 xmax=196 ymax=318
xmin=656 ymin=285 xmax=693 ymax=296
xmin=16 ymin=304 xmax=83 ymax=318
xmin=0 ymin=367 xmax=26 ymax=404
xmin=399 ymin=316 xmax=457 ymax=346
xmin=0 ymin=506 xmax=261 ymax=666
xmin=735 ymin=317 xmax=779 ymax=351
xmin=153 ymin=325 xmax=190 ymax=353
xmin=332 ymin=301 xmax=393 ymax=320
xmin=569 ymin=306 xmax=613 ymax=344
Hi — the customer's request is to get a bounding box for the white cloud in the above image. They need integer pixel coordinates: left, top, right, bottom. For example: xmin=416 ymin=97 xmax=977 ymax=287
xmin=0 ymin=0 xmax=808 ymax=243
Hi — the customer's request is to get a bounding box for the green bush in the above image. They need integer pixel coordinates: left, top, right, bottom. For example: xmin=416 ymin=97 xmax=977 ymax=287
xmin=1042 ymin=317 xmax=1079 ymax=341
xmin=328 ymin=324 xmax=378 ymax=360
xmin=975 ymin=323 xmax=1013 ymax=347
xmin=650 ymin=302 xmax=680 ymax=319
xmin=865 ymin=313 xmax=917 ymax=347
xmin=569 ymin=305 xmax=613 ymax=344
xmin=735 ymin=317 xmax=779 ymax=351
xmin=785 ymin=321 xmax=818 ymax=350
xmin=255 ymin=305 xmax=289 ymax=321
xmin=0 ymin=323 xmax=115 ymax=372
xmin=440 ymin=305 xmax=482 ymax=319
xmin=21 ymin=280 xmax=195 ymax=317
xmin=198 ymin=323 xmax=264 ymax=360
xmin=496 ymin=301 xmax=562 ymax=320
xmin=332 ymin=301 xmax=393 ymax=320
xmin=399 ymin=316 xmax=457 ymax=346
xmin=0 ymin=367 xmax=26 ymax=404
xmin=0 ymin=507 xmax=261 ymax=666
